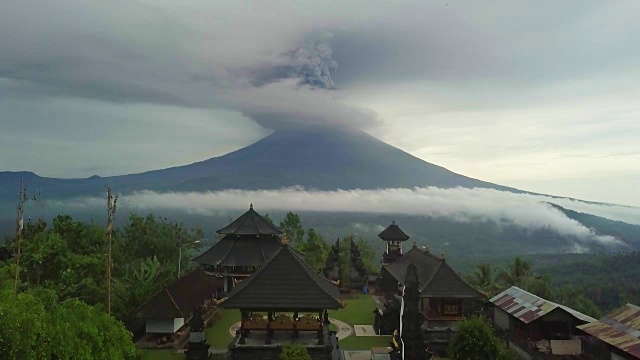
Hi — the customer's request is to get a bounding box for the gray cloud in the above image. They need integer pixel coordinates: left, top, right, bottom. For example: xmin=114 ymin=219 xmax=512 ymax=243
xmin=52 ymin=186 xmax=640 ymax=248
xmin=1 ymin=0 xmax=638 ymax=206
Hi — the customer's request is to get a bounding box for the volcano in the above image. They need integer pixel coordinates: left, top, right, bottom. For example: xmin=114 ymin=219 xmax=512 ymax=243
xmin=0 ymin=127 xmax=515 ymax=200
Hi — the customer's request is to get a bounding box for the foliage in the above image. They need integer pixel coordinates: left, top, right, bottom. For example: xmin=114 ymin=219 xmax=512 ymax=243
xmin=468 ymin=256 xmax=604 ymax=318
xmin=279 ymin=212 xmax=305 ymax=248
xmin=538 ymin=251 xmax=640 ymax=313
xmin=0 ymin=281 xmax=136 ymax=360
xmin=116 ymin=214 xmax=204 ymax=274
xmin=114 ymin=256 xmax=175 ymax=321
xmin=496 ymin=256 xmax=531 ymax=288
xmin=263 ymin=213 xmax=275 ymax=225
xmin=447 ymin=316 xmax=516 ymax=360
xmin=356 ymin=237 xmax=378 ymax=274
xmin=279 ymin=343 xmax=311 ymax=360
xmin=6 ymin=214 xmax=203 ymax=323
xmin=302 ymin=228 xmax=330 ymax=272
xmin=467 ymin=263 xmax=499 ymax=297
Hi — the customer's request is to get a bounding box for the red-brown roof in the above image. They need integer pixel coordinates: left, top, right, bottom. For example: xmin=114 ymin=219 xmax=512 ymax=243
xmin=577 ymin=304 xmax=640 ymax=357
xmin=490 ymin=286 xmax=597 ymax=325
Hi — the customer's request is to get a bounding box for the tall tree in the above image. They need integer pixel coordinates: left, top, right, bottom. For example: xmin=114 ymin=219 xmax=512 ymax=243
xmin=279 ymin=212 xmax=305 ymax=248
xmin=497 ymin=256 xmax=532 ymax=288
xmin=468 ymin=262 xmax=499 ymax=296
xmin=303 ymin=228 xmax=330 ymax=272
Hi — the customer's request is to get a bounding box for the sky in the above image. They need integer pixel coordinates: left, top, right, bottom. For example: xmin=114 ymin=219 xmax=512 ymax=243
xmin=1 ymin=0 xmax=639 ymax=206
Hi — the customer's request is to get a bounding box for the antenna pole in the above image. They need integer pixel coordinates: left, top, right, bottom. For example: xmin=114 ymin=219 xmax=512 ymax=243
xmin=13 ymin=180 xmax=27 ymax=293
xmin=106 ymin=187 xmax=117 ymax=315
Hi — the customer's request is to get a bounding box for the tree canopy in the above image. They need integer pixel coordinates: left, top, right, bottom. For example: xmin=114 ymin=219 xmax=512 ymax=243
xmin=447 ymin=316 xmax=517 ymax=360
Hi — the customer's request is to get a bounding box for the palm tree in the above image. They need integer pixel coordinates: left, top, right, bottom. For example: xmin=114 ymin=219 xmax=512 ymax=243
xmin=497 ymin=256 xmax=532 ymax=288
xmin=469 ymin=262 xmax=499 ymax=296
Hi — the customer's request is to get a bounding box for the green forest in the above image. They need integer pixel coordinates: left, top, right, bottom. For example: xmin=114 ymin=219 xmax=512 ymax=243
xmin=1 ymin=210 xmax=637 ymax=358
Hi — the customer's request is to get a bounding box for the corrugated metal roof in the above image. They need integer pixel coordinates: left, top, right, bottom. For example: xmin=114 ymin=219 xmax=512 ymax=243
xmin=489 ymin=286 xmax=597 ymax=325
xmin=577 ymin=303 xmax=640 ymax=357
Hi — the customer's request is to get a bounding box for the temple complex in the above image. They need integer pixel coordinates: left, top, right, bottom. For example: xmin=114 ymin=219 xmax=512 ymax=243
xmin=222 ymin=240 xmax=344 ymax=360
xmin=375 ymin=221 xmax=485 ymax=354
xmin=192 ymin=204 xmax=282 ymax=292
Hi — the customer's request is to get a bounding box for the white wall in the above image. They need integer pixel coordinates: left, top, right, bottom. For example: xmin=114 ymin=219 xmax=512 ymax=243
xmin=146 ymin=318 xmax=185 ymax=334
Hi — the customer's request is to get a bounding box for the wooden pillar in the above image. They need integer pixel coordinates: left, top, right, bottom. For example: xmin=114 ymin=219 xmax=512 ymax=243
xmin=265 ymin=311 xmax=273 ymax=345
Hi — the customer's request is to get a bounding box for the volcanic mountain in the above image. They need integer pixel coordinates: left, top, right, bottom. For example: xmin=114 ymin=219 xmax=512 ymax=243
xmin=0 ymin=127 xmax=515 ymax=200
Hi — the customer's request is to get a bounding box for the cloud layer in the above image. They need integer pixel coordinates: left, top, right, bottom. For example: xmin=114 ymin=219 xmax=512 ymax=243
xmin=52 ymin=186 xmax=640 ymax=248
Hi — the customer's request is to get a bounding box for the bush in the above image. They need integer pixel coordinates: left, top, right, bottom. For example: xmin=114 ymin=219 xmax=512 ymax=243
xmin=279 ymin=343 xmax=311 ymax=360
xmin=447 ymin=316 xmax=516 ymax=360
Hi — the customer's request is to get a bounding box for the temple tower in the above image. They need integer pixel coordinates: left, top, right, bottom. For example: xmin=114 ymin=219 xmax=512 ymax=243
xmin=378 ymin=221 xmax=410 ymax=265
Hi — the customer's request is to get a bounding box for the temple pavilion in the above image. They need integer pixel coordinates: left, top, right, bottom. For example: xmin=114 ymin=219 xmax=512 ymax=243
xmin=192 ymin=204 xmax=282 ymax=293
xmin=222 ymin=239 xmax=345 ymax=360
xmin=385 ymin=243 xmax=485 ymax=351
xmin=379 ymin=221 xmax=410 ymax=265
xmin=376 ymin=221 xmax=485 ymax=353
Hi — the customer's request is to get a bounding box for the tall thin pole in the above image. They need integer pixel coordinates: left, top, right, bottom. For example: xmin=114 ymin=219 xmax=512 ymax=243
xmin=106 ymin=187 xmax=117 ymax=315
xmin=13 ymin=180 xmax=27 ymax=293
xmin=178 ymin=246 xmax=183 ymax=279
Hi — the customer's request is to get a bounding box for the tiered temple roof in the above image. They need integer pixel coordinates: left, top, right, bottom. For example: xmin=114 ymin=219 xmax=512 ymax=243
xmin=223 ymin=244 xmax=344 ymax=311
xmin=192 ymin=205 xmax=282 ymax=268
xmin=378 ymin=221 xmax=410 ymax=242
xmin=217 ymin=204 xmax=282 ymax=236
xmin=384 ymin=244 xmax=484 ymax=298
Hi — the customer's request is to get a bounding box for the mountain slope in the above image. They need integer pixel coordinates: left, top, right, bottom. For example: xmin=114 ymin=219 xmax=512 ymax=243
xmin=0 ymin=127 xmax=515 ymax=200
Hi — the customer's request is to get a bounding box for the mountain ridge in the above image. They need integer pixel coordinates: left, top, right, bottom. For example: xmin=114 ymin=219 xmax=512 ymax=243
xmin=0 ymin=128 xmax=517 ymax=200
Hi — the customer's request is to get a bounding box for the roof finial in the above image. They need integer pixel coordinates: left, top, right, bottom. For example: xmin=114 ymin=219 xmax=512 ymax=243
xmin=249 ymin=203 xmax=253 ymax=210
xmin=440 ymin=251 xmax=446 ymax=260
xmin=392 ymin=220 xmax=396 ymax=225
xmin=412 ymin=240 xmax=417 ymax=248
xmin=281 ymin=234 xmax=289 ymax=246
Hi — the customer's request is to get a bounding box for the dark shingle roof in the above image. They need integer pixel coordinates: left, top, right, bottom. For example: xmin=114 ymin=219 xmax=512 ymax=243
xmin=138 ymin=268 xmax=222 ymax=319
xmin=378 ymin=221 xmax=410 ymax=242
xmin=223 ymin=244 xmax=344 ymax=311
xmin=192 ymin=234 xmax=282 ymax=267
xmin=216 ymin=204 xmax=282 ymax=235
xmin=385 ymin=246 xmax=484 ymax=298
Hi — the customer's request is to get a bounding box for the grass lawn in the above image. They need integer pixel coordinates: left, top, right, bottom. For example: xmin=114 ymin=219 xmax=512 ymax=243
xmin=328 ymin=293 xmax=392 ymax=350
xmin=137 ymin=349 xmax=182 ymax=360
xmin=206 ymin=308 xmax=241 ymax=349
xmin=328 ymin=293 xmax=377 ymax=326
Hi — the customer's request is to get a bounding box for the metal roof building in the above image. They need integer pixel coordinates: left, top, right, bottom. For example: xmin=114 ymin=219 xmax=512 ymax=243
xmin=490 ymin=286 xmax=597 ymax=325
xmin=577 ymin=303 xmax=640 ymax=358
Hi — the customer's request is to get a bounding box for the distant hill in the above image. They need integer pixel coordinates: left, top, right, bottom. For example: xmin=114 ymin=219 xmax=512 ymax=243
xmin=548 ymin=203 xmax=640 ymax=245
xmin=2 ymin=127 xmax=637 ymax=257
xmin=0 ymin=127 xmax=515 ymax=201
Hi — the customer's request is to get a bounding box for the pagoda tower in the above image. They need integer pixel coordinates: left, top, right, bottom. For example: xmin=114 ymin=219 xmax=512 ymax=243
xmin=192 ymin=204 xmax=283 ymax=293
xmin=378 ymin=221 xmax=410 ymax=265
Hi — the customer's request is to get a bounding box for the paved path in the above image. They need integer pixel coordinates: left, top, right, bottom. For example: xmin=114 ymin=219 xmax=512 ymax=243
xmin=353 ymin=324 xmax=377 ymax=336
xmin=228 ymin=318 xmax=354 ymax=339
